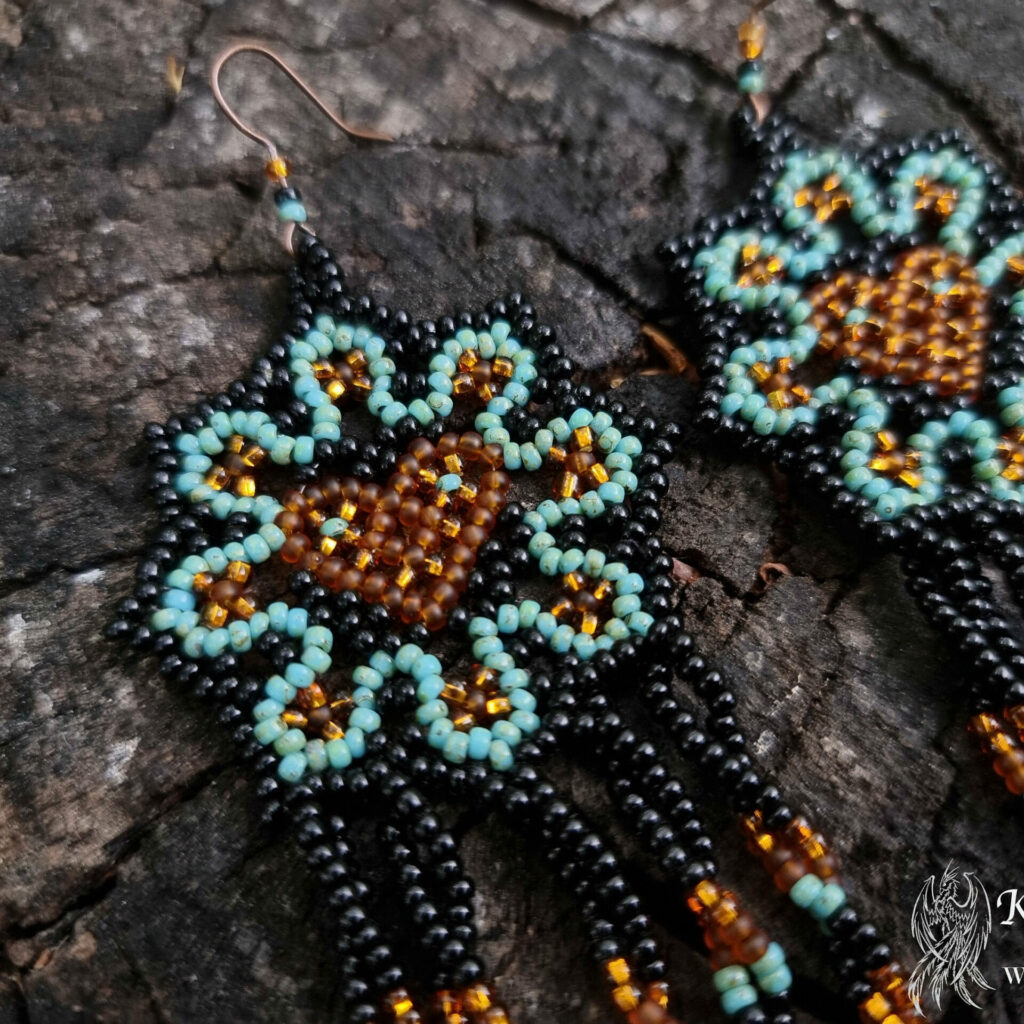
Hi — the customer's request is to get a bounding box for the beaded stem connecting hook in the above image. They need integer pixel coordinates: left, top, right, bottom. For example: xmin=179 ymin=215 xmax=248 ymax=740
xmin=738 ymin=0 xmax=779 ymax=124
xmin=210 ymin=41 xmax=393 ymax=253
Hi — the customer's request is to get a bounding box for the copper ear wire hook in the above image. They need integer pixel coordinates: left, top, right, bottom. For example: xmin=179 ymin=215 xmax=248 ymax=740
xmin=209 ymin=42 xmax=393 ymax=256
xmin=210 ymin=41 xmax=393 ymax=161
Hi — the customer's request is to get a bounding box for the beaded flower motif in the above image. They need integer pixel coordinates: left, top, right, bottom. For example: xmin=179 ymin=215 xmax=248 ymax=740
xmin=666 ymin=130 xmax=1024 ymax=522
xmin=137 ymin=238 xmax=674 ymax=787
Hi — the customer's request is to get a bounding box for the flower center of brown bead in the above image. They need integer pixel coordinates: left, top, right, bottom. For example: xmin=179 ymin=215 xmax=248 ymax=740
xmin=439 ymin=665 xmax=512 ymax=731
xmin=551 ymin=571 xmax=613 ymax=635
xmin=194 ymin=560 xmax=257 ymax=627
xmin=312 ymin=350 xmax=373 ymax=403
xmin=204 ymin=435 xmax=267 ymax=497
xmin=548 ymin=424 xmax=612 ymax=499
xmin=451 ymin=348 xmax=515 ymax=403
xmin=282 ymin=681 xmax=354 ymax=741
xmin=866 ymin=430 xmax=925 ymax=488
xmin=274 ymin=431 xmax=510 ymax=630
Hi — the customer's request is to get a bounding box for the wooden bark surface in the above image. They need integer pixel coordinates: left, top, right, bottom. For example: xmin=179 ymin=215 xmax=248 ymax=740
xmin=2 ymin=1 xmax=1024 ymax=1022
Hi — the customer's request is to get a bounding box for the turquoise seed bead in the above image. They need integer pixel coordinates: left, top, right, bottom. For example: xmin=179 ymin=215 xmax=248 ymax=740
xmin=428 ymin=718 xmax=454 ymax=749
xmin=497 ymin=605 xmax=520 ymax=633
xmin=509 ymin=709 xmax=540 ymax=734
xmin=472 ymin=636 xmax=503 ymax=658
xmin=508 ymin=688 xmax=536 ymax=712
xmin=580 ymin=492 xmax=605 ymax=518
xmin=242 ymin=534 xmax=272 ymax=563
xmin=286 ymin=607 xmax=308 ymax=637
xmin=301 ymin=645 xmax=331 ymax=674
xmin=550 ymin=624 xmax=574 ymax=652
xmin=757 ymin=965 xmax=793 ymax=996
xmin=151 ymin=608 xmax=180 ymax=631
xmin=539 ymin=548 xmax=562 ymax=575
xmin=229 ymin=620 xmax=252 ymax=652
xmin=268 ymin=601 xmax=289 ymax=632
xmin=617 ymin=573 xmax=644 ymax=595
xmin=572 ymin=633 xmax=596 ymax=660
xmin=349 ymin=707 xmax=381 ymax=733
xmin=277 ymin=751 xmax=308 ymax=783
xmin=326 ymin=738 xmax=353 ymax=769
xmin=285 ymin=661 xmax=315 ymax=688
xmin=203 ymin=628 xmax=230 ymax=657
xmin=518 ymin=601 xmax=540 ymax=628
xmin=597 ymin=481 xmax=625 ymax=504
xmin=274 ymin=727 xmax=306 ymax=756
xmin=353 ymin=666 xmax=384 ymax=690
xmin=254 ymin=717 xmax=286 ymax=745
xmin=304 ymin=625 xmax=333 ymax=651
xmin=395 ymin=643 xmax=423 ymax=672
xmin=713 ymin=966 xmax=750 ymax=993
xmin=345 ymin=728 xmax=367 ymax=758
xmin=254 ymin=698 xmax=284 ymax=722
xmin=265 ymin=676 xmax=296 ymax=704
xmin=416 ymin=675 xmax=445 ymax=702
xmin=162 ymin=588 xmax=194 ymax=612
xmin=491 ymin=719 xmax=522 ymax=747
xmin=488 ymin=739 xmax=514 ymax=771
xmin=412 ymin=654 xmax=443 ymax=680
xmin=751 ymin=943 xmax=785 ymax=978
xmin=720 ymin=984 xmax=759 ymax=1016
xmin=469 ymin=617 xmax=499 ymax=637
xmin=612 ymin=594 xmax=641 ymax=618
xmin=467 ymin=727 xmax=492 ymax=760
xmin=305 ymin=740 xmax=328 ymax=774
xmin=809 ymin=882 xmax=847 ymax=921
xmin=789 ymin=872 xmax=824 ymax=908
xmin=416 ymin=700 xmax=447 ymax=725
xmin=276 ymin=199 xmax=307 ymax=223
xmin=443 ymin=730 xmax=470 ymax=764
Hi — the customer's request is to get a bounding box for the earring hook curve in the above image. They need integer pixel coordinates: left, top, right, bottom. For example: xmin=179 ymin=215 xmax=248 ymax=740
xmin=209 ymin=41 xmax=393 ymax=160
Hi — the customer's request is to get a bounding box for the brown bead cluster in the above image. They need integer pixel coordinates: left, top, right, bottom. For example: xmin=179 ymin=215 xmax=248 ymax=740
xmin=451 ymin=348 xmax=515 ymax=404
xmin=742 ymin=812 xmax=841 ymax=894
xmin=794 ymin=173 xmax=852 ymax=224
xmin=914 ymin=178 xmax=958 ymax=220
xmin=736 ymin=242 xmax=784 ymax=290
xmin=432 ymin=984 xmax=511 ymax=1023
xmin=204 ymin=435 xmax=267 ymax=497
xmin=549 ymin=425 xmax=612 ymax=499
xmin=686 ymin=880 xmax=770 ymax=970
xmin=603 ymin=959 xmax=678 ymax=1024
xmin=193 ymin=560 xmax=257 ymax=627
xmin=807 ymin=245 xmax=989 ymax=398
xmin=968 ymin=709 xmax=1024 ymax=796
xmin=866 ymin=431 xmax=925 ymax=490
xmin=750 ymin=356 xmax=812 ymax=411
xmin=551 ymin=571 xmax=613 ymax=635
xmin=995 ymin=427 xmax=1024 ymax=482
xmin=858 ymin=962 xmax=926 ymax=1024
xmin=439 ymin=666 xmax=511 ymax=732
xmin=283 ymin=680 xmax=353 ymax=742
xmin=274 ymin=432 xmax=509 ymax=630
xmin=312 ymin=349 xmax=373 ymax=404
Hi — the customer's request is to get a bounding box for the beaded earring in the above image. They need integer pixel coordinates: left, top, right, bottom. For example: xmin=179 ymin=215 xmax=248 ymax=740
xmin=660 ymin=4 xmax=1024 ymax=805
xmin=110 ymin=43 xmax=925 ymax=1024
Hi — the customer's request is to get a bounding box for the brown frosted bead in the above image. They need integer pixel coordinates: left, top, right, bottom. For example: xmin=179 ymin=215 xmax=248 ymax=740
xmin=443 ymin=564 xmax=468 ymax=588
xmin=715 ymin=910 xmax=755 ymax=945
xmin=460 ymin=524 xmax=488 ymax=549
xmin=281 ymin=532 xmax=312 ymax=564
xmin=481 ymin=470 xmax=511 ymax=490
xmin=402 ymin=545 xmax=426 ymax=570
xmin=437 ymin=433 xmax=459 ymax=457
xmin=382 ymin=585 xmax=404 ymax=613
xmin=457 ymin=432 xmax=484 ymax=457
xmin=275 ymin=509 xmax=304 ymax=534
xmin=396 ymin=454 xmax=419 ymax=476
xmin=368 ymin=511 xmax=396 ymax=534
xmin=422 ymin=603 xmax=447 ymax=631
xmin=477 ymin=490 xmax=507 ymax=513
xmin=471 ymin=362 xmax=492 ymax=384
xmin=340 ymin=477 xmax=361 ymax=499
xmin=410 ymin=526 xmax=440 ymax=551
xmin=381 ymin=536 xmax=406 ymax=565
xmin=357 ymin=484 xmax=382 ymax=511
xmin=773 ymin=859 xmax=807 ymax=892
xmin=282 ymin=489 xmax=308 ymax=513
xmin=301 ymin=550 xmax=325 ymax=572
xmin=209 ymin=579 xmax=242 ymax=604
xmin=320 ymin=477 xmax=342 ymax=501
xmin=304 ymin=484 xmax=326 ymax=508
xmin=409 ymin=438 xmax=436 ymax=463
xmin=448 ymin=543 xmax=475 ymax=566
xmin=432 ymin=581 xmax=459 ymax=611
xmin=466 ymin=507 xmax=495 ymax=530
xmin=377 ymin=490 xmax=401 ymax=514
xmin=363 ymin=530 xmax=389 ymax=552
xmin=482 ymin=443 xmax=504 ymax=467
xmin=420 ymin=506 xmax=444 ymax=529
xmin=401 ymin=593 xmax=423 ymax=623
xmin=338 ymin=567 xmax=364 ymax=592
xmin=733 ymin=931 xmax=770 ymax=965
xmin=389 ymin=473 xmax=417 ymax=496
xmin=362 ymin=572 xmax=388 ymax=601
xmin=566 ymin=451 xmax=597 ymax=474
xmin=318 ymin=558 xmax=345 ymax=589
xmin=398 ymin=497 xmax=424 ymax=526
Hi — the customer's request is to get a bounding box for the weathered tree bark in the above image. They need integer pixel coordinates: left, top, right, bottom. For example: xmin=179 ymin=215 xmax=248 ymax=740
xmin=2 ymin=1 xmax=1024 ymax=1022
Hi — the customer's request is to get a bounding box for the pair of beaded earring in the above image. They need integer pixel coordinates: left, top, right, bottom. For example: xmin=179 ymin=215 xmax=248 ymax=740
xmin=661 ymin=6 xmax=1024 ymax=802
xmin=111 ymin=31 xmax=942 ymax=1024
